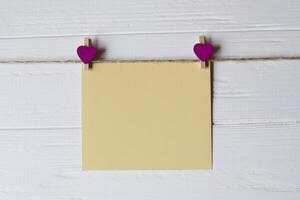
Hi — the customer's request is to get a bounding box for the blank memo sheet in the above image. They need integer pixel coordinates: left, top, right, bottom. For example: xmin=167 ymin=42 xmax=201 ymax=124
xmin=82 ymin=61 xmax=211 ymax=170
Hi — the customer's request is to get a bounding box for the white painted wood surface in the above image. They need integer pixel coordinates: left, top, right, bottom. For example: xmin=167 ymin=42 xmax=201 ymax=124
xmin=1 ymin=0 xmax=300 ymax=60
xmin=1 ymin=61 xmax=299 ymax=200
xmin=1 ymin=0 xmax=300 ymax=199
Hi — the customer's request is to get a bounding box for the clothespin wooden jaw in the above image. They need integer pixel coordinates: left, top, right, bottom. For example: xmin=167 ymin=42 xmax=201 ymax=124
xmin=84 ymin=38 xmax=92 ymax=70
xmin=199 ymin=36 xmax=211 ymax=69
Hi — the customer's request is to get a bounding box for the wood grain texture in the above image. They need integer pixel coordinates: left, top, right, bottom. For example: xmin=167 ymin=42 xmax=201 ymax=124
xmin=0 ymin=61 xmax=299 ymax=199
xmin=1 ymin=0 xmax=300 ymax=199
xmin=0 ymin=0 xmax=300 ymax=60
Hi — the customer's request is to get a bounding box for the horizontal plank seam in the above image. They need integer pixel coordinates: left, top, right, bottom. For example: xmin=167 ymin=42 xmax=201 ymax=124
xmin=214 ymin=120 xmax=300 ymax=126
xmin=0 ymin=126 xmax=80 ymax=131
xmin=1 ymin=56 xmax=300 ymax=63
xmin=1 ymin=29 xmax=300 ymax=39
xmin=1 ymin=120 xmax=299 ymax=131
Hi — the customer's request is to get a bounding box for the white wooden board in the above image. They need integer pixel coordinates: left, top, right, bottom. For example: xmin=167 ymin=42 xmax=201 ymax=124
xmin=1 ymin=0 xmax=300 ymax=199
xmin=0 ymin=0 xmax=300 ymax=60
xmin=0 ymin=61 xmax=299 ymax=199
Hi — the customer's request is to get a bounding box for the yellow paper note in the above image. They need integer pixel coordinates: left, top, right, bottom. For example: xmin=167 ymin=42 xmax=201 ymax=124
xmin=82 ymin=61 xmax=211 ymax=170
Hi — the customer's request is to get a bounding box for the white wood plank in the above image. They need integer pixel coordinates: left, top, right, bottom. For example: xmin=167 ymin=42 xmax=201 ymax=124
xmin=1 ymin=60 xmax=299 ymax=128
xmin=0 ymin=60 xmax=299 ymax=199
xmin=0 ymin=125 xmax=299 ymax=200
xmin=0 ymin=0 xmax=300 ymax=59
xmin=1 ymin=0 xmax=299 ymax=37
xmin=0 ymin=63 xmax=80 ymax=129
xmin=213 ymin=60 xmax=300 ymax=124
xmin=1 ymin=31 xmax=300 ymax=61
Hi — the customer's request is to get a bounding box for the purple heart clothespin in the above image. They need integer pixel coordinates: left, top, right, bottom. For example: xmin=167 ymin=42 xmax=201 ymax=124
xmin=193 ymin=36 xmax=214 ymax=68
xmin=77 ymin=38 xmax=97 ymax=70
xmin=77 ymin=46 xmax=97 ymax=64
xmin=193 ymin=43 xmax=213 ymax=62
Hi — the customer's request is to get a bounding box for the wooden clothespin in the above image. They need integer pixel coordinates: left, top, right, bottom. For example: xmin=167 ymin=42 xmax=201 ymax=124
xmin=77 ymin=38 xmax=97 ymax=70
xmin=199 ymin=36 xmax=209 ymax=68
xmin=84 ymin=38 xmax=92 ymax=70
xmin=193 ymin=35 xmax=213 ymax=69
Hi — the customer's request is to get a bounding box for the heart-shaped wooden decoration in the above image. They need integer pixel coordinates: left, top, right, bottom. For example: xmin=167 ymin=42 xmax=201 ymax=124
xmin=193 ymin=43 xmax=214 ymax=61
xmin=77 ymin=46 xmax=97 ymax=64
